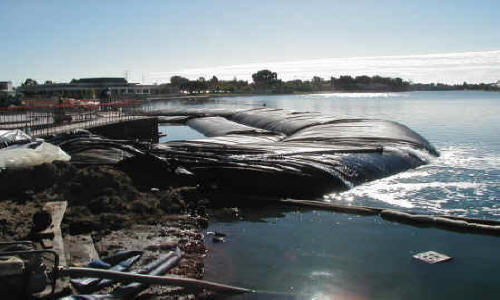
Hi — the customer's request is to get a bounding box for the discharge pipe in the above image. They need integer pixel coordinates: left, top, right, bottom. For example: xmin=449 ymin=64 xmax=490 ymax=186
xmin=59 ymin=267 xmax=254 ymax=295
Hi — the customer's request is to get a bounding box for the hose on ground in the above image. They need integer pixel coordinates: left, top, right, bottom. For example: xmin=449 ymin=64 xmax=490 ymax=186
xmin=60 ymin=267 xmax=254 ymax=294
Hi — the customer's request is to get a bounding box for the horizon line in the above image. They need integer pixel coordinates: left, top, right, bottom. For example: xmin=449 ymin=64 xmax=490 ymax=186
xmin=146 ymin=49 xmax=500 ymax=85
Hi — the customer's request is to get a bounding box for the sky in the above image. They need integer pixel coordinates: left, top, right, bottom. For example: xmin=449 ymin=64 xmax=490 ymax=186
xmin=1 ymin=0 xmax=499 ymax=85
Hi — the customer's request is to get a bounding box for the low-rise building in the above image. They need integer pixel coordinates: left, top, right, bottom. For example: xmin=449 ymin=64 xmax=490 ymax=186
xmin=17 ymin=77 xmax=160 ymax=99
xmin=0 ymin=81 xmax=14 ymax=94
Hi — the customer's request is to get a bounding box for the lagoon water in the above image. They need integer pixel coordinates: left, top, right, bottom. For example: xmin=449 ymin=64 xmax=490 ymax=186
xmin=156 ymin=91 xmax=500 ymax=299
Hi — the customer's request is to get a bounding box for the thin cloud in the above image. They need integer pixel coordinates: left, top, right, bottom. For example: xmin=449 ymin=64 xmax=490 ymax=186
xmin=147 ymin=50 xmax=500 ymax=84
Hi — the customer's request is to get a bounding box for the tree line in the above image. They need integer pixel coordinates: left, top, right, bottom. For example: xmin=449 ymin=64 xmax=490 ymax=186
xmin=160 ymin=70 xmax=499 ymax=94
xmin=159 ymin=71 xmax=411 ymax=94
xmin=15 ymin=70 xmax=500 ymax=96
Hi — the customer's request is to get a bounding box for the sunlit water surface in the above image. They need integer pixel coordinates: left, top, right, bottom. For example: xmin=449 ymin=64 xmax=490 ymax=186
xmin=154 ymin=91 xmax=500 ymax=299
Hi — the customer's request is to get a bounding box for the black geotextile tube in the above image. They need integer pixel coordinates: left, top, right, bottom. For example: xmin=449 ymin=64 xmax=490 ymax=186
xmin=149 ymin=108 xmax=437 ymax=198
xmin=45 ymin=108 xmax=438 ymax=198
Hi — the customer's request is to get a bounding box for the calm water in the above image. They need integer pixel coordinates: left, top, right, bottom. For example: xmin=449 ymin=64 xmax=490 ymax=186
xmin=155 ymin=91 xmax=500 ymax=299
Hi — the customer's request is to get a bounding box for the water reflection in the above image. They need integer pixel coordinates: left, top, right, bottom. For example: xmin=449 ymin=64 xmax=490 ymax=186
xmin=205 ymin=207 xmax=500 ymax=299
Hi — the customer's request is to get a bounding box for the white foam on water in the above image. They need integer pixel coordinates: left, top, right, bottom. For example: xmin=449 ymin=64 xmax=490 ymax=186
xmin=328 ymin=178 xmax=487 ymax=210
xmin=436 ymin=145 xmax=500 ymax=170
xmin=325 ymin=144 xmax=498 ymax=216
xmin=481 ymin=207 xmax=500 ymax=217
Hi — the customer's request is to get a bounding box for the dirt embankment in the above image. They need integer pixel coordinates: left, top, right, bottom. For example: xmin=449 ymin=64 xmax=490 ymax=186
xmin=0 ymin=161 xmax=212 ymax=298
xmin=0 ymin=161 xmax=208 ymax=240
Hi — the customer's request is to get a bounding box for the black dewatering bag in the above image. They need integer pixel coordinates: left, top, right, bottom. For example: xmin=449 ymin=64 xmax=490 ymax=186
xmin=152 ymin=108 xmax=438 ymax=198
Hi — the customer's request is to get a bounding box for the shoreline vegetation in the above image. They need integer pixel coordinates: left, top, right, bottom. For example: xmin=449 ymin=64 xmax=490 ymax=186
xmin=3 ymin=69 xmax=499 ymax=107
xmin=157 ymin=69 xmax=500 ymax=96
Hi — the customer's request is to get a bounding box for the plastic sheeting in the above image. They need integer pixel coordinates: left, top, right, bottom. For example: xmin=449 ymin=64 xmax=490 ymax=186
xmin=0 ymin=129 xmax=33 ymax=148
xmin=47 ymin=130 xmax=148 ymax=165
xmin=0 ymin=141 xmax=71 ymax=169
xmin=187 ymin=116 xmax=279 ymax=137
xmin=38 ymin=107 xmax=438 ymax=198
xmin=185 ymin=134 xmax=285 ymax=145
xmin=44 ymin=130 xmax=195 ymax=188
xmin=152 ymin=140 xmax=425 ymax=198
xmin=284 ymin=119 xmax=438 ymax=155
xmin=149 ymin=107 xmax=439 ymax=198
xmin=142 ymin=108 xmax=249 ymax=119
xmin=230 ymin=108 xmax=338 ymax=135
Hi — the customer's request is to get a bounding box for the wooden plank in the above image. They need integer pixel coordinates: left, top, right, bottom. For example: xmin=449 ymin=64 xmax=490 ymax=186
xmin=37 ymin=201 xmax=67 ymax=249
xmin=65 ymin=234 xmax=99 ymax=266
xmin=33 ymin=201 xmax=70 ymax=297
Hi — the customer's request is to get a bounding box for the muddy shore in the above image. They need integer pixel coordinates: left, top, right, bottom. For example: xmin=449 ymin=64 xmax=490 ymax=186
xmin=0 ymin=161 xmax=213 ymax=299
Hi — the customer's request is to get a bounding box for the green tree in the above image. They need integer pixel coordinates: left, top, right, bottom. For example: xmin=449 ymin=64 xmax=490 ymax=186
xmin=355 ymin=76 xmax=371 ymax=85
xmin=252 ymin=70 xmax=278 ymax=89
xmin=312 ymin=76 xmax=323 ymax=83
xmin=170 ymin=76 xmax=189 ymax=88
xmin=312 ymin=76 xmax=323 ymax=90
xmin=209 ymin=76 xmax=219 ymax=91
xmin=21 ymin=78 xmax=38 ymax=87
xmin=333 ymin=76 xmax=356 ymax=90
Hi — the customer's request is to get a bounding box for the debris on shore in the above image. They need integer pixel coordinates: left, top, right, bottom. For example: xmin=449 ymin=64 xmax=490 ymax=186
xmin=0 ymin=129 xmax=212 ymax=298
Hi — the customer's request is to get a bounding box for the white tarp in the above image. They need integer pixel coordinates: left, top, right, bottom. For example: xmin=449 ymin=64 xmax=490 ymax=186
xmin=0 ymin=141 xmax=71 ymax=169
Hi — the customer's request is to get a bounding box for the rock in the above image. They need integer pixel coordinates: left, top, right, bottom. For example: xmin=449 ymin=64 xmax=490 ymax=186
xmin=159 ymin=240 xmax=178 ymax=250
xmin=145 ymin=244 xmax=160 ymax=251
xmin=145 ymin=240 xmax=178 ymax=251
xmin=32 ymin=210 xmax=52 ymax=232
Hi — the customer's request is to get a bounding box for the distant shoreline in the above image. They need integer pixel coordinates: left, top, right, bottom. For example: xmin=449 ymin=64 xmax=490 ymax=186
xmin=146 ymin=89 xmax=499 ymax=102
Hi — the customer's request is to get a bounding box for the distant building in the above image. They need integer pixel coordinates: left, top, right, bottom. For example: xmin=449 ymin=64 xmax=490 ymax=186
xmin=17 ymin=77 xmax=160 ymax=99
xmin=0 ymin=81 xmax=14 ymax=94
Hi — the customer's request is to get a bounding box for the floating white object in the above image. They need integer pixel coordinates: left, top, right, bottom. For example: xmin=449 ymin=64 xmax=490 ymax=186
xmin=413 ymin=251 xmax=452 ymax=264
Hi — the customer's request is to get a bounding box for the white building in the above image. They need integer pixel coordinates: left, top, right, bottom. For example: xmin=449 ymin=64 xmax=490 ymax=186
xmin=0 ymin=81 xmax=14 ymax=94
xmin=18 ymin=77 xmax=160 ymax=99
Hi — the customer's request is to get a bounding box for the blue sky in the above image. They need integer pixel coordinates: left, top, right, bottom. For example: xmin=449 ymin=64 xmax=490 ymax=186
xmin=1 ymin=0 xmax=499 ymax=85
